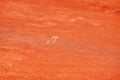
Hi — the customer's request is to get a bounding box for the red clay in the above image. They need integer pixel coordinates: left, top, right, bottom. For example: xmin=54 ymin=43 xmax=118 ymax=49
xmin=0 ymin=0 xmax=120 ymax=80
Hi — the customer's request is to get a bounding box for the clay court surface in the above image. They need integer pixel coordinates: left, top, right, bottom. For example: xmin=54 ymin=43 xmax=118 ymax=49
xmin=0 ymin=0 xmax=120 ymax=80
